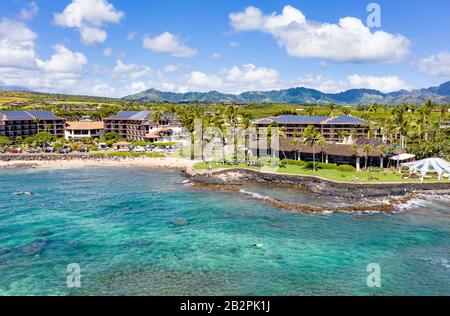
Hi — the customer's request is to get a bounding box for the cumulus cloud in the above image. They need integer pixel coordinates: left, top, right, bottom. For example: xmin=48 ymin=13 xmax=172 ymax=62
xmin=418 ymin=52 xmax=450 ymax=77
xmin=345 ymin=74 xmax=408 ymax=92
xmin=143 ymin=32 xmax=197 ymax=58
xmin=0 ymin=18 xmax=37 ymax=68
xmin=229 ymin=41 xmax=240 ymax=48
xmin=162 ymin=64 xmax=186 ymax=73
xmin=183 ymin=64 xmax=280 ymax=93
xmin=20 ymin=1 xmax=39 ymax=21
xmin=113 ymin=59 xmax=151 ymax=80
xmin=54 ymin=0 xmax=124 ymax=45
xmin=36 ymin=45 xmax=87 ymax=73
xmin=229 ymin=5 xmax=411 ymax=63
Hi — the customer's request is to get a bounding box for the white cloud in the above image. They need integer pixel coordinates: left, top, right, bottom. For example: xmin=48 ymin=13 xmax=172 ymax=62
xmin=113 ymin=59 xmax=151 ymax=80
xmin=54 ymin=0 xmax=124 ymax=45
xmin=20 ymin=1 xmax=39 ymax=21
xmin=0 ymin=18 xmax=37 ymax=68
xmin=287 ymin=74 xmax=408 ymax=93
xmin=186 ymin=71 xmax=223 ymax=90
xmin=229 ymin=41 xmax=240 ymax=48
xmin=36 ymin=44 xmax=87 ymax=73
xmin=345 ymin=74 xmax=408 ymax=92
xmin=143 ymin=32 xmax=197 ymax=58
xmin=184 ymin=64 xmax=280 ymax=93
xmin=211 ymin=52 xmax=221 ymax=59
xmin=230 ymin=5 xmax=410 ymax=63
xmin=163 ymin=64 xmax=185 ymax=73
xmin=103 ymin=47 xmax=113 ymax=57
xmin=226 ymin=64 xmax=279 ymax=85
xmin=418 ymin=52 xmax=450 ymax=77
xmin=79 ymin=26 xmax=107 ymax=45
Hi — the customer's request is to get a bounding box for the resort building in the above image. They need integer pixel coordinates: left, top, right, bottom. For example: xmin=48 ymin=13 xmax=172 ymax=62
xmin=253 ymin=115 xmax=369 ymax=142
xmin=104 ymin=111 xmax=182 ymax=142
xmin=251 ymin=115 xmax=402 ymax=169
xmin=0 ymin=111 xmax=65 ymax=139
xmin=65 ymin=120 xmax=105 ymax=140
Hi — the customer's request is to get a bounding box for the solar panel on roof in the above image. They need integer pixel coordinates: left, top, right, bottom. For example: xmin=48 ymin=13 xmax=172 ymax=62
xmin=0 ymin=111 xmax=34 ymax=120
xmin=109 ymin=111 xmax=141 ymax=119
xmin=26 ymin=111 xmax=63 ymax=120
xmin=273 ymin=115 xmax=328 ymax=124
xmin=129 ymin=111 xmax=153 ymax=120
xmin=327 ymin=116 xmax=368 ymax=124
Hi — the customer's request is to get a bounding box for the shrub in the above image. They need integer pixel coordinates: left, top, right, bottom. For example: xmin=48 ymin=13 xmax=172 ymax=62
xmin=282 ymin=159 xmax=306 ymax=166
xmin=303 ymin=161 xmax=319 ymax=170
xmin=316 ymin=162 xmax=338 ymax=170
xmin=337 ymin=164 xmax=356 ymax=172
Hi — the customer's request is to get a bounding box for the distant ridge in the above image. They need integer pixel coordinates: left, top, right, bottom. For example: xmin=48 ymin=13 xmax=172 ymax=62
xmin=124 ymin=81 xmax=450 ymax=105
xmin=0 ymin=84 xmax=32 ymax=92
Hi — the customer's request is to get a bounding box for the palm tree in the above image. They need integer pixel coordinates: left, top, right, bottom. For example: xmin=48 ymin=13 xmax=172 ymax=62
xmin=302 ymin=126 xmax=321 ymax=171
xmin=392 ymin=104 xmax=410 ymax=148
xmin=317 ymin=134 xmax=326 ymax=163
xmin=362 ymin=144 xmax=375 ymax=171
xmin=352 ymin=144 xmax=361 ymax=171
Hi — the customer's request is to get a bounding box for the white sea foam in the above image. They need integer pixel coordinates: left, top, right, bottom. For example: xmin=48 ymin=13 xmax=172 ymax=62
xmin=240 ymin=189 xmax=271 ymax=200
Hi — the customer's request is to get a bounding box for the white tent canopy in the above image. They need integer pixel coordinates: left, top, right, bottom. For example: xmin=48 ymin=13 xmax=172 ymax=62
xmin=403 ymin=158 xmax=450 ymax=180
xmin=389 ymin=153 xmax=416 ymax=161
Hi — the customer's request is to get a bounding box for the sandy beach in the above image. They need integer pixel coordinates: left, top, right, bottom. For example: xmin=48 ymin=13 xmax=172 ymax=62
xmin=0 ymin=157 xmax=198 ymax=171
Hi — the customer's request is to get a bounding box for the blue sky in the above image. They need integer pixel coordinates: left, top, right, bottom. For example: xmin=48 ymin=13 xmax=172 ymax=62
xmin=0 ymin=0 xmax=450 ymax=97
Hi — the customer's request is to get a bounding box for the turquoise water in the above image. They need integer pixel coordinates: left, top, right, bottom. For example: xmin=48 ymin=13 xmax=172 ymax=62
xmin=0 ymin=167 xmax=449 ymax=296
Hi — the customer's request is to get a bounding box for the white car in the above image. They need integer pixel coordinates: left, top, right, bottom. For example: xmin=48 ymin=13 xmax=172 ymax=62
xmin=133 ymin=146 xmax=146 ymax=153
xmin=118 ymin=147 xmax=130 ymax=152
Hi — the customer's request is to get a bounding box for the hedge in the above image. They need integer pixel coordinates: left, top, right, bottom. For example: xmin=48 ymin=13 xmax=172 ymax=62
xmin=337 ymin=164 xmax=356 ymax=172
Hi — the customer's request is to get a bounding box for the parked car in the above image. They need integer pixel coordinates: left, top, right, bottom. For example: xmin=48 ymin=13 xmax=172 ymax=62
xmin=28 ymin=148 xmax=39 ymax=154
xmin=145 ymin=145 xmax=156 ymax=151
xmin=10 ymin=148 xmax=22 ymax=154
xmin=118 ymin=147 xmax=130 ymax=152
xmin=98 ymin=143 xmax=108 ymax=151
xmin=79 ymin=147 xmax=89 ymax=153
xmin=133 ymin=146 xmax=146 ymax=153
xmin=58 ymin=148 xmax=71 ymax=154
xmin=44 ymin=147 xmax=54 ymax=153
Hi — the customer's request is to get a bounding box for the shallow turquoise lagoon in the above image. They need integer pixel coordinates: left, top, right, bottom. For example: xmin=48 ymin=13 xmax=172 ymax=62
xmin=0 ymin=168 xmax=449 ymax=295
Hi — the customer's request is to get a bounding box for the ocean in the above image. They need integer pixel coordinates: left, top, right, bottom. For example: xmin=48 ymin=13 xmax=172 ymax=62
xmin=0 ymin=167 xmax=449 ymax=295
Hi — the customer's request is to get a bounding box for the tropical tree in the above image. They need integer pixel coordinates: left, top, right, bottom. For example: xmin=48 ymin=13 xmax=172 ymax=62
xmin=392 ymin=104 xmax=410 ymax=148
xmin=0 ymin=135 xmax=12 ymax=146
xmin=362 ymin=144 xmax=375 ymax=171
xmin=302 ymin=126 xmax=321 ymax=171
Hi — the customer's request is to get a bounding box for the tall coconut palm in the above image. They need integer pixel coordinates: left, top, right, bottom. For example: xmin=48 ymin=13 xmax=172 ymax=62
xmin=362 ymin=144 xmax=375 ymax=171
xmin=302 ymin=126 xmax=321 ymax=171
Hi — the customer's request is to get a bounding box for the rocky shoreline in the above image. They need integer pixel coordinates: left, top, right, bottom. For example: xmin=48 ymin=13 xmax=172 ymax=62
xmin=184 ymin=168 xmax=450 ymax=199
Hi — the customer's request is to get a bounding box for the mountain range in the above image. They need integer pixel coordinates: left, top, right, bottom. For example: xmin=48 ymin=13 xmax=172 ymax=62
xmin=124 ymin=81 xmax=450 ymax=105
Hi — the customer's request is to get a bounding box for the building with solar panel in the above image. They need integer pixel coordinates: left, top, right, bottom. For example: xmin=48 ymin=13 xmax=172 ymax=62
xmin=251 ymin=115 xmax=390 ymax=168
xmin=253 ymin=115 xmax=369 ymax=142
xmin=104 ymin=111 xmax=182 ymax=141
xmin=0 ymin=111 xmax=66 ymax=139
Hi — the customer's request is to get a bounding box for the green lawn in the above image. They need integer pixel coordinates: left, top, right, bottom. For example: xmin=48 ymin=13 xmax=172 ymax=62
xmin=195 ymin=162 xmax=449 ymax=183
